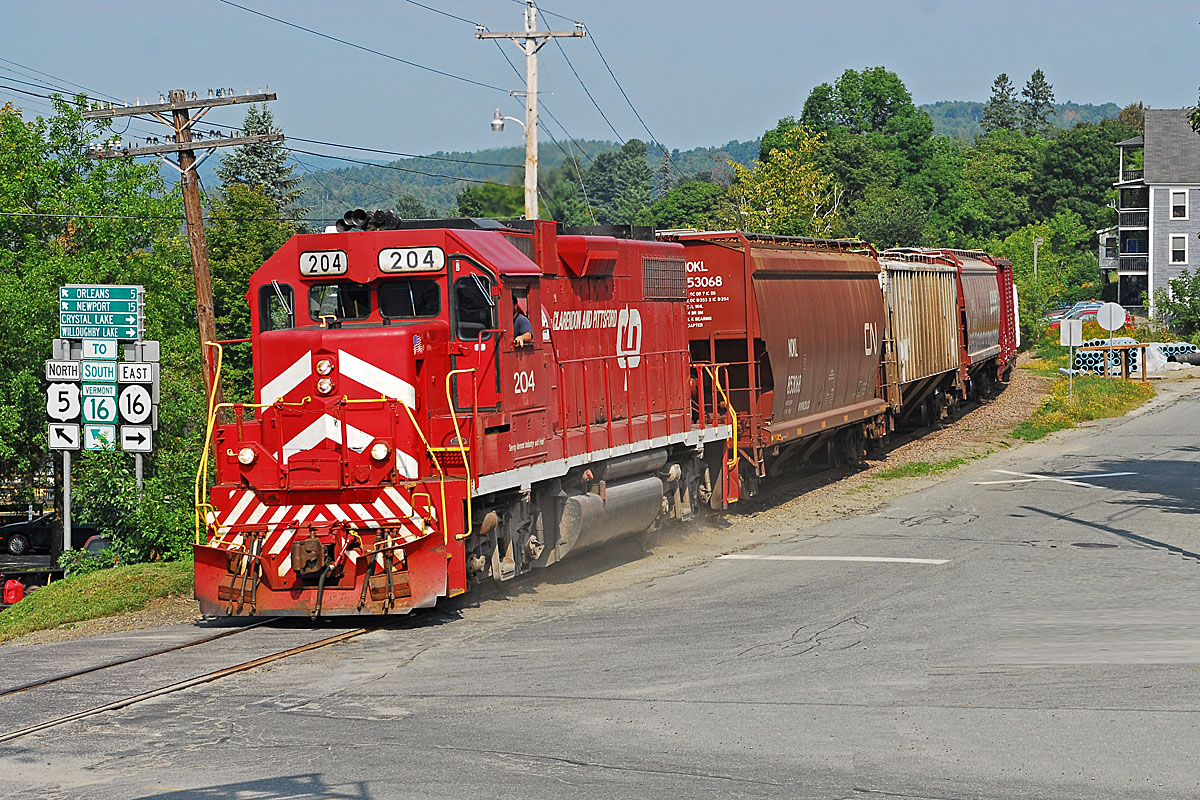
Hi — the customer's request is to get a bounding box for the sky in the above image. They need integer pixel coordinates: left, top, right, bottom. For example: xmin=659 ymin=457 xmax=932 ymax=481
xmin=1 ymin=0 xmax=1197 ymax=162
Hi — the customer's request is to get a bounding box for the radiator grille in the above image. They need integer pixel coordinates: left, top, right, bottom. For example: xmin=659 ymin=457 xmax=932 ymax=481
xmin=643 ymin=257 xmax=686 ymax=300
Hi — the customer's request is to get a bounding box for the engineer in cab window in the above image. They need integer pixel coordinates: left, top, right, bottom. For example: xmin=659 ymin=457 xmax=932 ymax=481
xmin=513 ymin=297 xmax=533 ymax=348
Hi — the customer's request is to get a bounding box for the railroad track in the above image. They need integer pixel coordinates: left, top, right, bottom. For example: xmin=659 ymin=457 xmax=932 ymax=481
xmin=0 ymin=623 xmax=377 ymax=744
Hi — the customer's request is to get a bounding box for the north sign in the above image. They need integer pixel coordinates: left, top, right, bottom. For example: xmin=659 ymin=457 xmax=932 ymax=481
xmin=44 ymin=360 xmax=80 ymax=382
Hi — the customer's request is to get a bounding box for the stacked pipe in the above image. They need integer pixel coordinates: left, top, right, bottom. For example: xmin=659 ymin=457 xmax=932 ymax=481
xmin=1073 ymin=337 xmax=1138 ymax=375
xmin=335 ymin=208 xmax=404 ymax=232
xmin=1162 ymin=342 xmax=1200 ymax=361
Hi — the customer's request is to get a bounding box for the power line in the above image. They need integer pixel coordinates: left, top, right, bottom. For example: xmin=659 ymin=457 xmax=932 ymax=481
xmin=537 ymin=7 xmax=625 ymax=146
xmin=289 ymin=147 xmax=522 ymax=187
xmin=400 ymin=0 xmax=477 ymax=25
xmin=0 ymin=56 xmax=120 ymax=102
xmin=215 ymin=0 xmax=511 ymax=94
xmin=0 ymin=211 xmax=336 ymax=222
xmin=587 ymin=34 xmax=686 ymax=179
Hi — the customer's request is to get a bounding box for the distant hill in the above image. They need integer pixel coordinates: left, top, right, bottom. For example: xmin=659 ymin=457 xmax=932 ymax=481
xmin=920 ymin=100 xmax=1123 ymax=140
xmin=288 ymin=139 xmax=761 ymax=222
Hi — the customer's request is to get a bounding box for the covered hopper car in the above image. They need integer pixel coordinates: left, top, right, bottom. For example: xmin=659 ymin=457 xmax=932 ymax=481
xmin=193 ymin=217 xmax=1018 ymax=618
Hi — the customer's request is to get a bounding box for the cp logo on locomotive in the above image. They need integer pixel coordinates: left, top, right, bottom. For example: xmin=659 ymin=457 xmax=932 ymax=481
xmin=616 ymin=306 xmax=642 ymax=369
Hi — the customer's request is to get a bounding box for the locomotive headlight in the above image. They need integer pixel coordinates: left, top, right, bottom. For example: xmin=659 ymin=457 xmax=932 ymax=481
xmin=369 ymin=442 xmax=390 ymax=462
xmin=237 ymin=446 xmax=256 ymax=466
xmin=315 ymin=358 xmax=334 ymax=376
xmin=316 ymin=376 xmax=335 ymax=395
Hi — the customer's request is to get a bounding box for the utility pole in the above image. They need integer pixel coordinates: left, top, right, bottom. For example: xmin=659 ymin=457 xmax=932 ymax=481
xmin=81 ymin=89 xmax=283 ymax=401
xmin=477 ymin=2 xmax=585 ymax=220
xmin=1033 ymin=235 xmax=1044 ymax=282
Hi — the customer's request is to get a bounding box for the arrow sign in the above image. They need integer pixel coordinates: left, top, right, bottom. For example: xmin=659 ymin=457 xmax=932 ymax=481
xmin=59 ymin=324 xmax=141 ymax=341
xmin=60 ymin=299 xmax=140 ymax=314
xmin=120 ymin=425 xmax=153 ymax=453
xmin=48 ymin=423 xmax=81 ymax=451
xmin=83 ymin=424 xmax=116 ymax=451
xmin=61 ymin=284 xmax=141 ymax=302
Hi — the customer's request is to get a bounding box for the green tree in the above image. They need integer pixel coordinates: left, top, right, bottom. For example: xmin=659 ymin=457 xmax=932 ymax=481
xmin=1021 ymin=69 xmax=1056 ymax=136
xmin=394 ymin=193 xmax=431 ymax=218
xmin=1119 ymin=101 xmax=1145 ymax=133
xmin=584 ymin=139 xmax=653 ymax=225
xmin=1033 ymin=119 xmax=1138 ymax=231
xmin=0 ymin=97 xmax=204 ymax=557
xmin=206 ymin=185 xmax=296 ymax=402
xmin=801 ymin=66 xmax=919 ymax=134
xmin=953 ymin=129 xmax=1046 ymax=242
xmin=719 ymin=126 xmax=842 ymax=236
xmin=850 ymin=185 xmax=930 ymax=248
xmin=650 ymin=180 xmax=726 ymax=229
xmin=1154 ymin=270 xmax=1200 ymax=340
xmin=456 ymin=182 xmax=523 ymax=218
xmin=539 ymin=161 xmax=594 ymax=226
xmin=215 ymin=104 xmax=306 ymax=217
xmin=981 ymin=73 xmax=1020 ymax=133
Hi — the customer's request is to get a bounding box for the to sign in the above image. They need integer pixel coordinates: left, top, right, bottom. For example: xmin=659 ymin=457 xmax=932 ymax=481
xmin=47 ymin=383 xmax=81 ymax=421
xmin=83 ymin=424 xmax=116 ymax=451
xmin=82 ymin=339 xmax=119 ymax=359
xmin=119 ymin=384 xmax=152 ymax=424
xmin=83 ymin=395 xmax=117 ymax=424
xmin=48 ymin=423 xmax=80 ymax=451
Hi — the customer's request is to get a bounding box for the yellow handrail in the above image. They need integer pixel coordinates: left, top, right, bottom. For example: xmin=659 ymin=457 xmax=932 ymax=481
xmin=445 ymin=368 xmax=476 ymax=542
xmin=194 ymin=341 xmax=224 ymax=544
xmin=704 ymin=364 xmax=739 ymax=469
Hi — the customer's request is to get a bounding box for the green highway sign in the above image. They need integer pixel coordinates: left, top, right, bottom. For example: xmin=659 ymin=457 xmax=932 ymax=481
xmin=60 ymin=285 xmax=141 ymax=302
xmin=60 ymin=299 xmax=140 ymax=314
xmin=59 ymin=324 xmax=141 ymax=340
xmin=60 ymin=312 xmax=141 ymax=327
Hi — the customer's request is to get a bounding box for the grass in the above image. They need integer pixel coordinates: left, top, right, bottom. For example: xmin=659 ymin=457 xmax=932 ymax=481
xmin=0 ymin=561 xmax=193 ymax=642
xmin=877 ymin=457 xmax=968 ymax=479
xmin=1011 ymin=374 xmax=1155 ymax=441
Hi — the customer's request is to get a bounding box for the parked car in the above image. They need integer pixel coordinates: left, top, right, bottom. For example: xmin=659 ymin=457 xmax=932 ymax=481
xmin=0 ymin=513 xmax=54 ymax=555
xmin=1048 ymin=303 xmax=1132 ymax=330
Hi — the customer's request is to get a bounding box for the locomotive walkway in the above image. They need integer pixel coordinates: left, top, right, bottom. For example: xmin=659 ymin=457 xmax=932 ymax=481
xmin=3 ymin=386 xmax=1200 ymax=798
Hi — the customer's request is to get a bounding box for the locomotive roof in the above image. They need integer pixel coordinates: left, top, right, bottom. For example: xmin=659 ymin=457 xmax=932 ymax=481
xmin=277 ymin=226 xmax=542 ymax=276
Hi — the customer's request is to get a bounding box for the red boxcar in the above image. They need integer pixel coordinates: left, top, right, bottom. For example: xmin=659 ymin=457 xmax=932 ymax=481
xmin=194 ymin=221 xmax=733 ymax=617
xmin=661 ymin=231 xmax=889 ymax=491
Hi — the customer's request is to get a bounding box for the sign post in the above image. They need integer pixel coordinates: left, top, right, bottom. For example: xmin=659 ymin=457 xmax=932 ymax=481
xmin=1097 ymin=302 xmax=1128 ymax=380
xmin=1061 ymin=318 xmax=1083 ymax=401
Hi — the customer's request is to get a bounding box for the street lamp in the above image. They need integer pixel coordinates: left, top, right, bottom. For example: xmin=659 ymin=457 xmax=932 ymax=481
xmin=491 ymin=108 xmax=525 ymax=133
xmin=1033 ymin=236 xmax=1045 ymax=281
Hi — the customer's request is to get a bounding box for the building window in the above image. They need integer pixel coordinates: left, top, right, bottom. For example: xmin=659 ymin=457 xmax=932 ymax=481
xmin=1172 ymin=190 xmax=1188 ymax=219
xmin=1171 ymin=234 xmax=1187 ymax=264
xmin=1103 ymin=237 xmax=1117 ymax=259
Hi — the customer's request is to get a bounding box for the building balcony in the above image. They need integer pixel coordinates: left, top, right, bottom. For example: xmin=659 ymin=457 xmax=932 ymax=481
xmin=1121 ymin=168 xmax=1144 ymax=181
xmin=1119 ymin=254 xmax=1149 ymax=272
xmin=1119 ymin=187 xmax=1150 ymax=210
xmin=1119 ymin=211 xmax=1149 ymax=227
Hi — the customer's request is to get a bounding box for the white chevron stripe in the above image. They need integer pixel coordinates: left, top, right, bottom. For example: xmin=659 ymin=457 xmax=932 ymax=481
xmin=277 ymin=554 xmax=292 ymax=578
xmin=260 ymin=350 xmax=311 ymax=404
xmin=293 ymin=504 xmax=314 ymax=524
xmin=396 ymin=449 xmax=419 ymax=478
xmin=372 ymin=497 xmax=400 ymax=522
xmin=267 ymin=528 xmax=297 ymax=557
xmin=224 ymin=491 xmax=256 ymax=526
xmin=327 ymin=505 xmax=351 ymax=522
xmin=246 ymin=503 xmax=269 ymax=525
xmin=267 ymin=505 xmax=292 ymax=526
xmin=338 ymin=349 xmax=416 ymax=407
xmin=349 ymin=503 xmax=380 ymax=529
xmin=281 ymin=414 xmax=374 ymax=463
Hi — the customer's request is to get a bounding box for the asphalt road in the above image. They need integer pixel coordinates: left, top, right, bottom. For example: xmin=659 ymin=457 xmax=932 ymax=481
xmin=3 ymin=385 xmax=1200 ymax=799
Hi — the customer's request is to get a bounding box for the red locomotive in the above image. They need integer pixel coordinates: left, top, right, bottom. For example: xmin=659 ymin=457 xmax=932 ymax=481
xmin=194 ymin=217 xmax=1018 ymax=618
xmin=194 ymin=219 xmax=734 ymax=616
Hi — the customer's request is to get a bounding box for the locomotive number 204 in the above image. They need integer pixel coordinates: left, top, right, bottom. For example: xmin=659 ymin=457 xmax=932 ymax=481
xmin=299 ymin=250 xmax=348 ymax=277
xmin=513 ymin=370 xmax=535 ymax=394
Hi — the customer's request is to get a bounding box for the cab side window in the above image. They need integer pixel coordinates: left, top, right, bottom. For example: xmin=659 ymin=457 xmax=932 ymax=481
xmin=455 ymin=275 xmax=495 ymax=341
xmin=259 ymin=282 xmax=294 ymax=332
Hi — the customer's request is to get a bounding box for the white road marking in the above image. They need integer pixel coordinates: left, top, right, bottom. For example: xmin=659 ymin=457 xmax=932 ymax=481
xmin=718 ymin=555 xmax=949 ymax=565
xmin=974 ymin=469 xmax=1136 ymax=489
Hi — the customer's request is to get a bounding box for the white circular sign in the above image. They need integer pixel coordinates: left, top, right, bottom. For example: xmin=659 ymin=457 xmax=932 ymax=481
xmin=46 ymin=382 xmax=81 ymax=421
xmin=119 ymin=384 xmax=152 ymax=424
xmin=1097 ymin=302 xmax=1127 ymax=332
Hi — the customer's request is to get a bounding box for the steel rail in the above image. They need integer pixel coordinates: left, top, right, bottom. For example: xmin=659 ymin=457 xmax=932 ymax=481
xmin=0 ymin=626 xmax=371 ymax=743
xmin=0 ymin=617 xmax=282 ymax=698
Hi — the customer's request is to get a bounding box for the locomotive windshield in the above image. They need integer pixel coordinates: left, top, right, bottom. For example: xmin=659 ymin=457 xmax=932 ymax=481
xmin=309 ymin=281 xmax=370 ymax=323
xmin=454 ymin=275 xmax=494 ymax=340
xmin=379 ymin=278 xmax=440 ymax=320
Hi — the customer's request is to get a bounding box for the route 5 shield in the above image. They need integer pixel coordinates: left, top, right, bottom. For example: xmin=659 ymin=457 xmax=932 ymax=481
xmin=46 ymin=382 xmax=81 ymax=421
